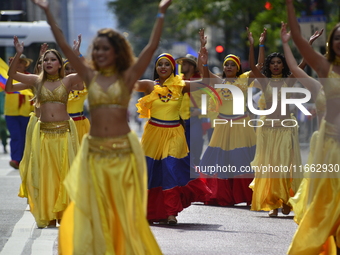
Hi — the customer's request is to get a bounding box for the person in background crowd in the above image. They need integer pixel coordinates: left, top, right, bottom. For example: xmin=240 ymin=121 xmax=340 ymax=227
xmin=5 ymin=54 xmax=34 ymax=169
xmin=177 ymin=53 xmax=204 ymax=166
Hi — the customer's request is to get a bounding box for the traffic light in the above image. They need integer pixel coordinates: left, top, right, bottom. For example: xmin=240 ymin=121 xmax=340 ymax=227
xmin=215 ymin=45 xmax=224 ymax=62
xmin=264 ymin=1 xmax=273 ymax=10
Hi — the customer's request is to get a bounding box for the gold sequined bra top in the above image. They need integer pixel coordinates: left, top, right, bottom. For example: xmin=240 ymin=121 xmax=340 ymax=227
xmin=88 ymin=74 xmax=130 ymax=110
xmin=325 ymin=65 xmax=340 ymax=100
xmin=40 ymin=81 xmax=68 ymax=105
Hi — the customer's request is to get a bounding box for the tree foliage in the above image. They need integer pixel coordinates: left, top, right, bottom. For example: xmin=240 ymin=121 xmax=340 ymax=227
xmin=108 ymin=0 xmax=338 ymax=62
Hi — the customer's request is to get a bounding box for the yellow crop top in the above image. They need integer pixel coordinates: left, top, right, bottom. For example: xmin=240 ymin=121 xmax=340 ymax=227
xmin=88 ymin=75 xmax=130 ymax=110
xmin=40 ymin=81 xmax=68 ymax=105
xmin=325 ymin=64 xmax=340 ymax=100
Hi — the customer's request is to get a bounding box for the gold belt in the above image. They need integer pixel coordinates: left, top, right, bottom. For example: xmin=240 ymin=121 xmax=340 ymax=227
xmin=88 ymin=135 xmax=132 ymax=155
xmin=40 ymin=120 xmax=70 ymax=134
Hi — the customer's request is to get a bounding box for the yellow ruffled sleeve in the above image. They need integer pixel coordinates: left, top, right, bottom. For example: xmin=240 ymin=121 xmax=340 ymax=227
xmin=136 ymin=75 xmax=185 ymax=118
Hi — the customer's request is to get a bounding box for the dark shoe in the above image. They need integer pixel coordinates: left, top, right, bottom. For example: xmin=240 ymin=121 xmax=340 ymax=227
xmin=282 ymin=203 xmax=291 ymax=215
xmin=47 ymin=220 xmax=57 ymax=228
xmin=9 ymin=160 xmax=19 ymax=169
xmin=167 ymin=215 xmax=177 ymax=225
xmin=268 ymin=209 xmax=278 ymax=217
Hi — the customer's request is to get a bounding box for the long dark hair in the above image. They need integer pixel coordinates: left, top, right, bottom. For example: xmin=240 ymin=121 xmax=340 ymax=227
xmin=263 ymin=52 xmax=290 ymax=78
xmin=90 ymin=28 xmax=135 ymax=75
xmin=326 ymin=23 xmax=340 ymax=63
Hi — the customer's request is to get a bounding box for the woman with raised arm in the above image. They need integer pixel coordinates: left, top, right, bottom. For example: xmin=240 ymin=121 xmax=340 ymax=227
xmin=247 ymin=28 xmax=303 ymax=217
xmin=197 ymin=28 xmax=266 ymax=207
xmin=286 ymin=0 xmax=340 ymax=253
xmin=32 ymin=0 xmax=171 ymax=253
xmin=135 ymin=52 xmax=212 ymax=225
xmin=7 ymin=37 xmax=83 ymax=228
xmin=280 ymin=22 xmax=326 ymax=225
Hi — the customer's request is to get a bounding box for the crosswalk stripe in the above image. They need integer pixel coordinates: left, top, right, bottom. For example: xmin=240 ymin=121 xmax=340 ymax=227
xmin=0 ymin=210 xmax=36 ymax=255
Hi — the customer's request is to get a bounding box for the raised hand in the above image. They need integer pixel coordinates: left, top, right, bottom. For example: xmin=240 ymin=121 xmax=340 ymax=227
xmin=72 ymin=34 xmax=82 ymax=54
xmin=39 ymin=43 xmax=48 ymax=57
xmin=280 ymin=22 xmax=291 ymax=44
xmin=13 ymin=36 xmax=24 ymax=55
xmin=309 ymin=28 xmax=324 ymax=45
xmin=30 ymin=0 xmax=49 ymax=10
xmin=199 ymin=28 xmax=207 ymax=48
xmin=259 ymin=27 xmax=267 ymax=45
xmin=158 ymin=0 xmax=172 ymax=13
xmin=246 ymin=27 xmax=254 ymax=45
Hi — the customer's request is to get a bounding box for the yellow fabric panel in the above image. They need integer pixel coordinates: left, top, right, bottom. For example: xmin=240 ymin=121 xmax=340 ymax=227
xmin=18 ymin=112 xmax=38 ymax=198
xmin=209 ymin=115 xmax=256 ymax=151
xmin=249 ymin=115 xmax=302 ymax=212
xmin=73 ymin=118 xmax=90 ymax=144
xmin=141 ymin=122 xmax=188 ymax=160
xmin=287 ymin=119 xmax=340 ymax=255
xmin=4 ymin=92 xmax=34 ymax=116
xmin=288 ymin=130 xmax=319 ymax=224
xmin=60 ymin=132 xmax=161 ymax=255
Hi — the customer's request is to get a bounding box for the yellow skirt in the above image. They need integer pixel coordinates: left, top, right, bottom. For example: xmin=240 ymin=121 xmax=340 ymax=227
xmin=288 ymin=119 xmax=340 ymax=255
xmin=72 ymin=117 xmax=90 ymax=144
xmin=288 ymin=130 xmax=320 ymax=224
xmin=250 ymin=116 xmax=302 ymax=211
xmin=26 ymin=119 xmax=79 ymax=228
xmin=18 ymin=112 xmax=38 ymax=198
xmin=59 ymin=132 xmax=162 ymax=255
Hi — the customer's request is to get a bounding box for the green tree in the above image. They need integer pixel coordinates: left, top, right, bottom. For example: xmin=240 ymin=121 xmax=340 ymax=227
xmin=108 ymin=0 xmax=338 ymax=65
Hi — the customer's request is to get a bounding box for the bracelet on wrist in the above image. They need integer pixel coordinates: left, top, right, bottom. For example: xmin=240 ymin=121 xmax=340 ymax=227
xmin=202 ymin=64 xmax=208 ymax=67
xmin=78 ymin=54 xmax=83 ymax=58
xmin=157 ymin=13 xmax=164 ymax=18
xmin=259 ymin=44 xmax=265 ymax=47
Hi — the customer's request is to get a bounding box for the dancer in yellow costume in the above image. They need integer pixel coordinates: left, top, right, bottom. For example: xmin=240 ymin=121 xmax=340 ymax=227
xmin=280 ymin=22 xmax=326 ymax=225
xmin=65 ymin=61 xmax=90 ymax=143
xmin=8 ymin=37 xmax=82 ymax=228
xmin=287 ymin=1 xmax=340 ymax=253
xmin=198 ymin=28 xmax=266 ymax=207
xmin=135 ymin=52 xmax=212 ymax=225
xmin=33 ymin=0 xmax=173 ymax=253
xmin=247 ymin=29 xmax=303 ymax=217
